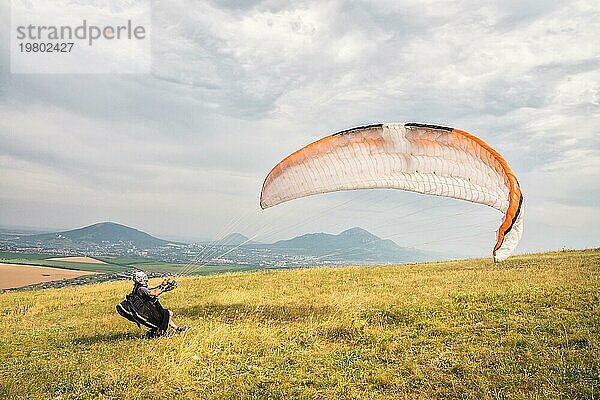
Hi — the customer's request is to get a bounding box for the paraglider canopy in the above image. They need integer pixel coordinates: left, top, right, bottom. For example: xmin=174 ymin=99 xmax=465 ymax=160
xmin=260 ymin=123 xmax=523 ymax=262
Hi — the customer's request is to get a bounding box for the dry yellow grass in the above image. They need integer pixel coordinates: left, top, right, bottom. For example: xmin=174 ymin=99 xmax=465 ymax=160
xmin=0 ymin=249 xmax=598 ymax=399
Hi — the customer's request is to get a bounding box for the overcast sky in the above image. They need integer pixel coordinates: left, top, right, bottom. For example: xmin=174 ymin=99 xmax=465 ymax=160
xmin=1 ymin=0 xmax=599 ymax=257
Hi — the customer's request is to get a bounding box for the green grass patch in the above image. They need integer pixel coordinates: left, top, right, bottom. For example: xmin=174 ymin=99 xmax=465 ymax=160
xmin=138 ymin=263 xmax=269 ymax=276
xmin=0 ymin=251 xmax=54 ymax=261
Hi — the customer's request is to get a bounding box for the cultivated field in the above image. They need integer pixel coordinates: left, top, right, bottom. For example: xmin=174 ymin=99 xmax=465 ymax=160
xmin=0 ymin=249 xmax=598 ymax=399
xmin=46 ymin=256 xmax=107 ymax=264
xmin=0 ymin=252 xmax=130 ymax=274
xmin=0 ymin=252 xmax=265 ymax=276
xmin=0 ymin=263 xmax=96 ymax=290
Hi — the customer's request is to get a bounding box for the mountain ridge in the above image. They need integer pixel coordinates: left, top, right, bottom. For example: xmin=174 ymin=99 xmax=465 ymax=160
xmin=9 ymin=222 xmax=437 ymax=264
xmin=268 ymin=226 xmax=431 ymax=263
xmin=25 ymin=222 xmax=170 ymax=249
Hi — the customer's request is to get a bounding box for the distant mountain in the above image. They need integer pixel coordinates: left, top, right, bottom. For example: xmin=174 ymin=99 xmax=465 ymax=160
xmin=2 ymin=222 xmax=440 ymax=266
xmin=273 ymin=227 xmax=386 ymax=250
xmin=213 ymin=233 xmax=260 ymax=246
xmin=204 ymin=227 xmax=435 ymax=264
xmin=25 ymin=222 xmax=170 ymax=249
xmin=270 ymin=227 xmax=433 ymax=263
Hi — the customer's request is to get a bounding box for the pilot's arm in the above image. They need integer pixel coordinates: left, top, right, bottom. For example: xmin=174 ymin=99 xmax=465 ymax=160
xmin=148 ymin=277 xmax=175 ymax=297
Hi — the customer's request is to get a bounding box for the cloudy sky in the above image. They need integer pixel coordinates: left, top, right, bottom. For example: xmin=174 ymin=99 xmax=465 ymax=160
xmin=1 ymin=0 xmax=599 ymax=257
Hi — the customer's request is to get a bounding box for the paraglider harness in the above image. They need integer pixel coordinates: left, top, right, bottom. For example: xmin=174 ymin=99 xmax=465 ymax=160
xmin=116 ymin=279 xmax=177 ymax=338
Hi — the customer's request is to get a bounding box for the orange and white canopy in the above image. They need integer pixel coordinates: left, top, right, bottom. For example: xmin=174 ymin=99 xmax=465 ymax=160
xmin=260 ymin=123 xmax=523 ymax=262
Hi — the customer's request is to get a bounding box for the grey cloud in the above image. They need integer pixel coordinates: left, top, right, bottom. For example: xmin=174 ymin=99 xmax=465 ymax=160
xmin=492 ymin=0 xmax=566 ymax=31
xmin=206 ymin=0 xmax=267 ymax=12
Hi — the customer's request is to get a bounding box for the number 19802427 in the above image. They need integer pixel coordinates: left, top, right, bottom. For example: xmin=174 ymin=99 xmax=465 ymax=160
xmin=18 ymin=42 xmax=74 ymax=52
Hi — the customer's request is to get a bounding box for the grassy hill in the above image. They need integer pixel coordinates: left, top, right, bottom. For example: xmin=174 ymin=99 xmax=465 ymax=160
xmin=0 ymin=249 xmax=598 ymax=399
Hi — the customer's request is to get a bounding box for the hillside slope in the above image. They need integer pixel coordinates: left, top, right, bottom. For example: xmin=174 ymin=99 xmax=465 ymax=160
xmin=0 ymin=249 xmax=598 ymax=399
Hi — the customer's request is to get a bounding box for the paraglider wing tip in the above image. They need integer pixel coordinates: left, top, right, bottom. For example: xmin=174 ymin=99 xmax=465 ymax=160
xmin=493 ymin=253 xmax=509 ymax=262
xmin=259 ymin=198 xmax=269 ymax=209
